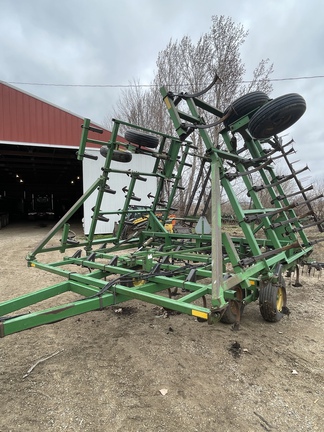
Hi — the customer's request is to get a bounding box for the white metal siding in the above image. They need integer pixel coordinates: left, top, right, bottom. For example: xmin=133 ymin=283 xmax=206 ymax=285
xmin=82 ymin=149 xmax=157 ymax=234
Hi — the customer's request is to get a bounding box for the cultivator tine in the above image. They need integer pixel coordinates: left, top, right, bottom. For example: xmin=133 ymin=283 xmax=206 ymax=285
xmin=270 ymin=210 xmax=313 ymax=229
xmin=225 ymin=158 xmax=273 ymax=180
xmin=274 ymin=165 xmax=309 ymax=182
xmin=81 ymin=124 xmax=103 ymax=134
xmin=271 ymin=185 xmax=314 ymax=203
xmin=291 ymin=165 xmax=309 ymax=176
xmin=272 ymin=138 xmax=323 ymax=231
xmin=242 ymin=148 xmax=295 ymax=169
xmin=97 ymin=215 xmax=109 ymax=222
xmin=103 ymin=185 xmax=116 ymax=194
xmin=298 ymin=194 xmax=324 ymax=207
xmin=130 ymin=194 xmax=141 ymax=202
xmin=86 ymin=252 xmax=96 ymax=262
xmin=66 ymin=238 xmax=80 ymax=245
xmin=269 ymin=147 xmax=296 ymax=162
xmin=275 ymin=196 xmax=324 ymax=235
xmin=71 ymin=249 xmax=82 ymax=258
xmin=252 ymin=166 xmax=309 ymax=191
xmin=109 ymin=256 xmax=118 ymax=266
xmin=239 ymin=241 xmax=301 ymax=267
xmin=269 ymin=137 xmax=294 ymax=150
xmin=309 ymin=238 xmax=324 ymax=246
xmin=79 ymin=152 xmax=98 ymax=161
xmin=293 ymin=218 xmax=324 ymax=232
xmin=241 ymin=151 xmax=275 ymax=167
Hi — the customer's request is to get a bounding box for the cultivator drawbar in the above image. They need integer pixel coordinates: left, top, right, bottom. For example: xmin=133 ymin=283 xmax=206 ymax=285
xmin=0 ymin=77 xmax=321 ymax=337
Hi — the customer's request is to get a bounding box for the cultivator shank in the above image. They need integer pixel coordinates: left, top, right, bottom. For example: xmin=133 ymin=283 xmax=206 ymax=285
xmin=0 ymin=78 xmax=320 ymax=337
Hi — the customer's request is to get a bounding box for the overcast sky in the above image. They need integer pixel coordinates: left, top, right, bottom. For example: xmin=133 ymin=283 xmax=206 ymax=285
xmin=1 ymin=0 xmax=324 ymax=180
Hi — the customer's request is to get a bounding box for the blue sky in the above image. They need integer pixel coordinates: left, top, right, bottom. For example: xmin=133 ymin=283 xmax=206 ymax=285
xmin=1 ymin=0 xmax=323 ymax=179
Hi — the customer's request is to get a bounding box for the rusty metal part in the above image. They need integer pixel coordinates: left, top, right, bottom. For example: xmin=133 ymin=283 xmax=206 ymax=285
xmin=239 ymin=241 xmax=301 ymax=267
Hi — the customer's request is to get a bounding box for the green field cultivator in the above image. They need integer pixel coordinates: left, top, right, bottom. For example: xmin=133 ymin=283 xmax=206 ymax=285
xmin=1 ymin=76 xmax=322 ymax=337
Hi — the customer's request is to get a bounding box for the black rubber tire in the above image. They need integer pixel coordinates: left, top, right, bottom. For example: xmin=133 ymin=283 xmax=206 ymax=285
xmin=100 ymin=146 xmax=132 ymax=163
xmin=259 ymin=280 xmax=287 ymax=322
xmin=112 ymin=150 xmax=132 ymax=163
xmin=223 ymin=91 xmax=270 ymax=127
xmin=220 ymin=286 xmax=245 ymax=324
xmin=248 ymin=93 xmax=306 ymax=139
xmin=125 ymin=130 xmax=159 ymax=148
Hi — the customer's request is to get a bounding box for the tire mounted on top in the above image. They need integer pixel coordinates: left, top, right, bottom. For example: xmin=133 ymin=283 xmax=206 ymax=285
xmin=223 ymin=91 xmax=270 ymax=128
xmin=248 ymin=93 xmax=306 ymax=139
xmin=125 ymin=130 xmax=159 ymax=148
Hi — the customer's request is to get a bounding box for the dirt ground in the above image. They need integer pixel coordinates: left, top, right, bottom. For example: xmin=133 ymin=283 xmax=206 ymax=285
xmin=0 ymin=221 xmax=323 ymax=432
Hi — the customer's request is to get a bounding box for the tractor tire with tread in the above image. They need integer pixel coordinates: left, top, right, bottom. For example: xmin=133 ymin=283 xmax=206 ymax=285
xmin=125 ymin=130 xmax=159 ymax=148
xmin=248 ymin=93 xmax=306 ymax=139
xmin=259 ymin=280 xmax=287 ymax=322
xmin=112 ymin=150 xmax=132 ymax=163
xmin=99 ymin=146 xmax=133 ymax=163
xmin=223 ymin=91 xmax=270 ymax=128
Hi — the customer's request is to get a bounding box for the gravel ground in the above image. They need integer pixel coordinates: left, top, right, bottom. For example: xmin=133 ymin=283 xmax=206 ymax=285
xmin=0 ymin=222 xmax=323 ymax=432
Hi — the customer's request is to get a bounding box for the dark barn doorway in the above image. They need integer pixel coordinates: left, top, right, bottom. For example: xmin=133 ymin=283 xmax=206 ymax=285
xmin=0 ymin=143 xmax=83 ymax=223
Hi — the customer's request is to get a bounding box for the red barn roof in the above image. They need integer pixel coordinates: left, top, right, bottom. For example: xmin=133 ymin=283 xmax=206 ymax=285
xmin=0 ymin=81 xmax=113 ymax=147
xmin=0 ymin=82 xmax=127 ymax=195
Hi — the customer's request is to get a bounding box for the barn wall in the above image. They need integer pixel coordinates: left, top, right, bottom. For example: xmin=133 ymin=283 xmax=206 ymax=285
xmin=82 ymin=149 xmax=157 ymax=234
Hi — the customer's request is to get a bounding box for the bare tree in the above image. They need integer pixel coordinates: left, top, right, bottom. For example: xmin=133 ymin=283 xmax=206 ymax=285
xmin=111 ymin=15 xmax=274 ymax=216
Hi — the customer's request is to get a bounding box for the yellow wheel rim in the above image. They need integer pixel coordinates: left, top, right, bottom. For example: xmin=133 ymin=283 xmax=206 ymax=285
xmin=276 ymin=286 xmax=284 ymax=311
xmin=132 ymin=278 xmax=145 ymax=287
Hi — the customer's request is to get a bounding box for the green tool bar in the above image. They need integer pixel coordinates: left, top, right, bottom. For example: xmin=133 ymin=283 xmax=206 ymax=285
xmin=285 ymin=245 xmax=313 ymax=264
xmin=0 ymin=278 xmax=212 ymax=337
xmin=62 ymin=259 xmax=143 ymax=277
xmin=177 ymin=287 xmax=209 ymax=303
xmin=165 ymin=252 xmax=211 ymax=263
xmin=28 ymin=261 xmax=112 ymax=289
xmin=147 ymin=275 xmax=211 ymax=293
xmin=108 ymin=168 xmax=164 ymax=178
xmin=139 ymin=231 xmax=212 ymax=241
xmin=114 ymin=117 xmax=178 ymax=140
xmin=225 ymin=252 xmax=289 ymax=290
xmin=95 ymin=244 xmax=213 ymax=261
xmin=112 ymin=285 xmax=210 ymax=320
xmin=0 ymin=290 xmax=111 ymax=337
xmin=0 ymin=281 xmax=71 ymax=316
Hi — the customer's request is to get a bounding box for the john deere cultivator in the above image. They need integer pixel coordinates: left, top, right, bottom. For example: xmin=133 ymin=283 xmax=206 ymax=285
xmin=0 ymin=75 xmax=321 ymax=337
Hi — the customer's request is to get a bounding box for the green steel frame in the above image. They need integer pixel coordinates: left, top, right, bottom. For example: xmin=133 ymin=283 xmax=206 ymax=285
xmin=0 ymin=83 xmax=317 ymax=337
